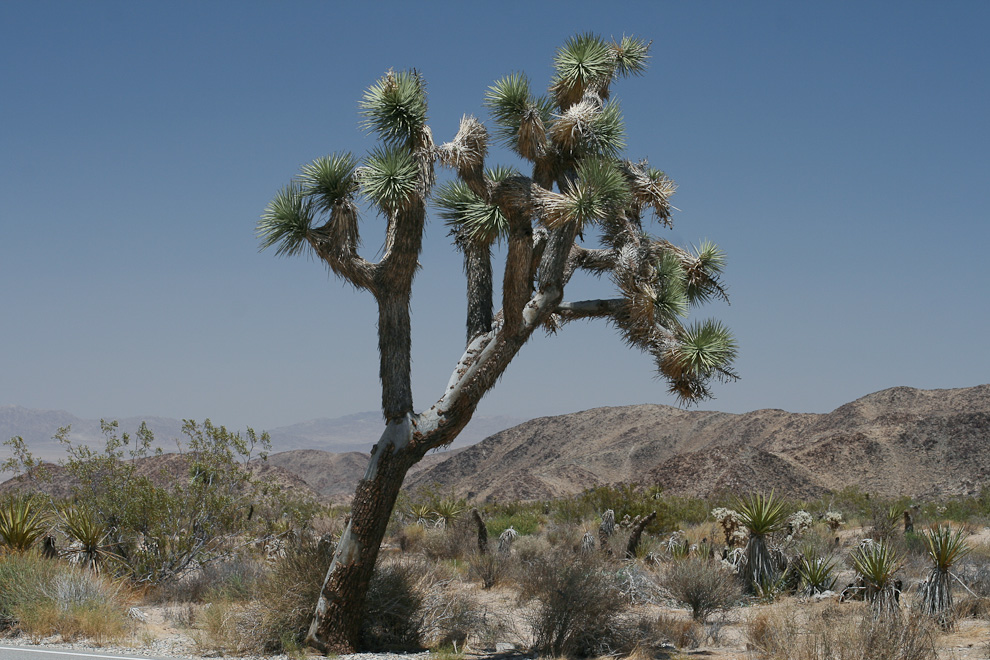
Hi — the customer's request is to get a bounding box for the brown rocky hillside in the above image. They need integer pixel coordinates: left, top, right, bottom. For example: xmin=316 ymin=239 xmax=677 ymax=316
xmin=407 ymin=385 xmax=990 ymax=502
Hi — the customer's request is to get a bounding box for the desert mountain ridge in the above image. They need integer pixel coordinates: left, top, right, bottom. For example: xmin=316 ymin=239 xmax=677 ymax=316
xmin=3 ymin=385 xmax=988 ymax=503
xmin=407 ymin=384 xmax=990 ymax=502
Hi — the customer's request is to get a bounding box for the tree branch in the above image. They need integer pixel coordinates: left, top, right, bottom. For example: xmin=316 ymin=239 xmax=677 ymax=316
xmin=556 ymin=298 xmax=624 ymax=320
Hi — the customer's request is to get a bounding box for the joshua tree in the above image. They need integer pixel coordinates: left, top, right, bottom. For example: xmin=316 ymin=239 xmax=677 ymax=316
xmin=258 ymin=34 xmax=737 ymax=652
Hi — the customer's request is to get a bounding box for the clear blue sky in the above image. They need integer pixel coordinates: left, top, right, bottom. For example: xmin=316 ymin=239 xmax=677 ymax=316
xmin=2 ymin=1 xmax=988 ymax=431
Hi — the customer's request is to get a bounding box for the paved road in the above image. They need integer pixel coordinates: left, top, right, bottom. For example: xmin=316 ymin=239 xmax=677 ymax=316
xmin=0 ymin=646 xmax=179 ymax=660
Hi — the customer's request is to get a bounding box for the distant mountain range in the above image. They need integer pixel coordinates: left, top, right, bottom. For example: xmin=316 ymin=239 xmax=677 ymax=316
xmin=4 ymin=386 xmax=989 ymax=503
xmin=0 ymin=406 xmax=522 ymax=472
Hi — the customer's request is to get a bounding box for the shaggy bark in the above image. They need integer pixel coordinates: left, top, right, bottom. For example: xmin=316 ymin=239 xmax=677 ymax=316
xmin=471 ymin=508 xmax=488 ymax=555
xmin=625 ymin=511 xmax=656 ymax=559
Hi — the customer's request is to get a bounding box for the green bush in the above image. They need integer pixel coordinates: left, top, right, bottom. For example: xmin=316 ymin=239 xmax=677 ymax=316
xmin=6 ymin=419 xmax=275 ymax=585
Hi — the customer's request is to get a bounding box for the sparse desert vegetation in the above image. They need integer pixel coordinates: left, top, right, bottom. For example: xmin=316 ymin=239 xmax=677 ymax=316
xmin=4 ymin=429 xmax=990 ymax=659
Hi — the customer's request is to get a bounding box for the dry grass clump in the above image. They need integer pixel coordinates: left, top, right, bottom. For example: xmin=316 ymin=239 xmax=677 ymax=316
xmin=237 ymin=538 xmax=332 ymax=653
xmin=746 ymin=602 xmax=938 ymax=660
xmin=419 ymin=522 xmax=476 ymax=561
xmin=0 ymin=552 xmax=132 ymax=644
xmin=653 ymin=612 xmax=703 ymax=649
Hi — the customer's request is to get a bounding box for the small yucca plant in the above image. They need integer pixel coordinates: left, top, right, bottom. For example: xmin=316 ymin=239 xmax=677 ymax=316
xmin=58 ymin=506 xmax=119 ymax=573
xmin=0 ymin=497 xmax=48 ymax=553
xmin=431 ymin=498 xmax=466 ymax=529
xmin=919 ymin=525 xmax=971 ymax=629
xmin=736 ymin=491 xmax=787 ymax=592
xmin=853 ymin=540 xmax=902 ymax=619
xmin=797 ymin=555 xmax=837 ymax=596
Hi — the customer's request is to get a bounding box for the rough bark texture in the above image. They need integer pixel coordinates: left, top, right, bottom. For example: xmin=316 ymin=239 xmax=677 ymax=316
xmin=625 ymin=511 xmax=656 ymax=559
xmin=305 ymin=418 xmax=423 ymax=652
xmin=472 ymin=508 xmax=489 ymax=554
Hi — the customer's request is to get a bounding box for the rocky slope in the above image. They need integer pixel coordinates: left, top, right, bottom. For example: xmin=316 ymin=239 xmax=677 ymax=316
xmin=407 ymin=385 xmax=990 ymax=502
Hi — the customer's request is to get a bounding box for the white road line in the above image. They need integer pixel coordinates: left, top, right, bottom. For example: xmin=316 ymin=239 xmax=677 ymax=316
xmin=0 ymin=647 xmax=158 ymax=660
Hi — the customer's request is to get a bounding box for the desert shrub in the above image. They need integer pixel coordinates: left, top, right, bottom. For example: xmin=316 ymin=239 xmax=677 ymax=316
xmin=418 ymin=565 xmax=488 ymax=649
xmin=240 ymin=538 xmax=333 ymax=653
xmin=5 ymin=420 xmax=275 ymax=585
xmin=955 ymin=560 xmax=990 ymax=597
xmin=0 ymin=552 xmax=58 ymax=628
xmin=797 ymin=525 xmax=842 ymax=560
xmin=468 ymin=551 xmax=504 ymax=589
xmin=868 ymin=501 xmax=911 ymax=542
xmin=510 ymin=533 xmax=553 ymax=564
xmin=550 ymin=484 xmax=670 ymax=533
xmin=361 ymin=559 xmax=424 ymax=650
xmin=193 ymin=599 xmax=245 ymax=655
xmin=660 ymin=556 xmax=741 ymax=621
xmin=745 ymin=606 xmax=799 ymax=659
xmin=397 ymin=523 xmax=427 ymax=552
xmin=420 ymin=523 xmax=475 ymax=562
xmin=542 ymin=521 xmax=586 ymax=552
xmin=148 ymin=554 xmax=265 ymax=604
xmin=952 ymin=594 xmax=990 ymax=620
xmin=484 ymin=507 xmax=545 ymax=537
xmin=518 ymin=549 xmax=627 ymax=657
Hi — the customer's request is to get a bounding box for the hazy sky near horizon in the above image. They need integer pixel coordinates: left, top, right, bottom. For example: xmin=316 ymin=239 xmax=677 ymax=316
xmin=2 ymin=1 xmax=988 ymax=432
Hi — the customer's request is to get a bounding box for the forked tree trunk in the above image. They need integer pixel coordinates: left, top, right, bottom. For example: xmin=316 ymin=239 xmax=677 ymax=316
xmin=305 ymin=417 xmax=421 ymax=653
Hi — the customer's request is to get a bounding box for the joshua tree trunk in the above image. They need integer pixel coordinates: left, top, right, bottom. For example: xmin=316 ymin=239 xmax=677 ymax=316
xmin=305 ymin=417 xmax=420 ymax=653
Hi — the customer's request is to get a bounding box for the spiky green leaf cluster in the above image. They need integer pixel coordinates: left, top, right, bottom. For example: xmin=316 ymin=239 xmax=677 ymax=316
xmin=797 ymin=556 xmax=837 ymax=595
xmin=550 ymin=33 xmax=615 ymax=108
xmin=0 ymin=497 xmax=47 ymax=552
xmin=612 ymin=36 xmax=651 ymax=78
xmin=924 ymin=525 xmax=971 ymax=571
xmin=660 ymin=319 xmax=738 ymax=401
xmin=685 ymin=240 xmax=728 ymax=304
xmin=359 ymin=69 xmax=428 ymax=147
xmin=853 ymin=540 xmax=901 ymax=590
xmin=359 ymin=145 xmax=420 ymax=213
xmin=653 ymin=252 xmax=690 ymax=322
xmin=58 ymin=505 xmax=119 ymax=570
xmin=299 ymin=153 xmax=360 ymax=213
xmin=584 ymin=100 xmax=626 ymax=158
xmin=734 ymin=491 xmax=786 ymax=537
xmin=484 ymin=73 xmax=553 ymax=157
xmin=435 ymin=179 xmax=508 ymax=246
xmin=551 ymin=157 xmax=631 ymax=230
xmin=676 ymin=320 xmax=737 ymax=373
xmin=257 ymin=182 xmax=314 ymax=258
